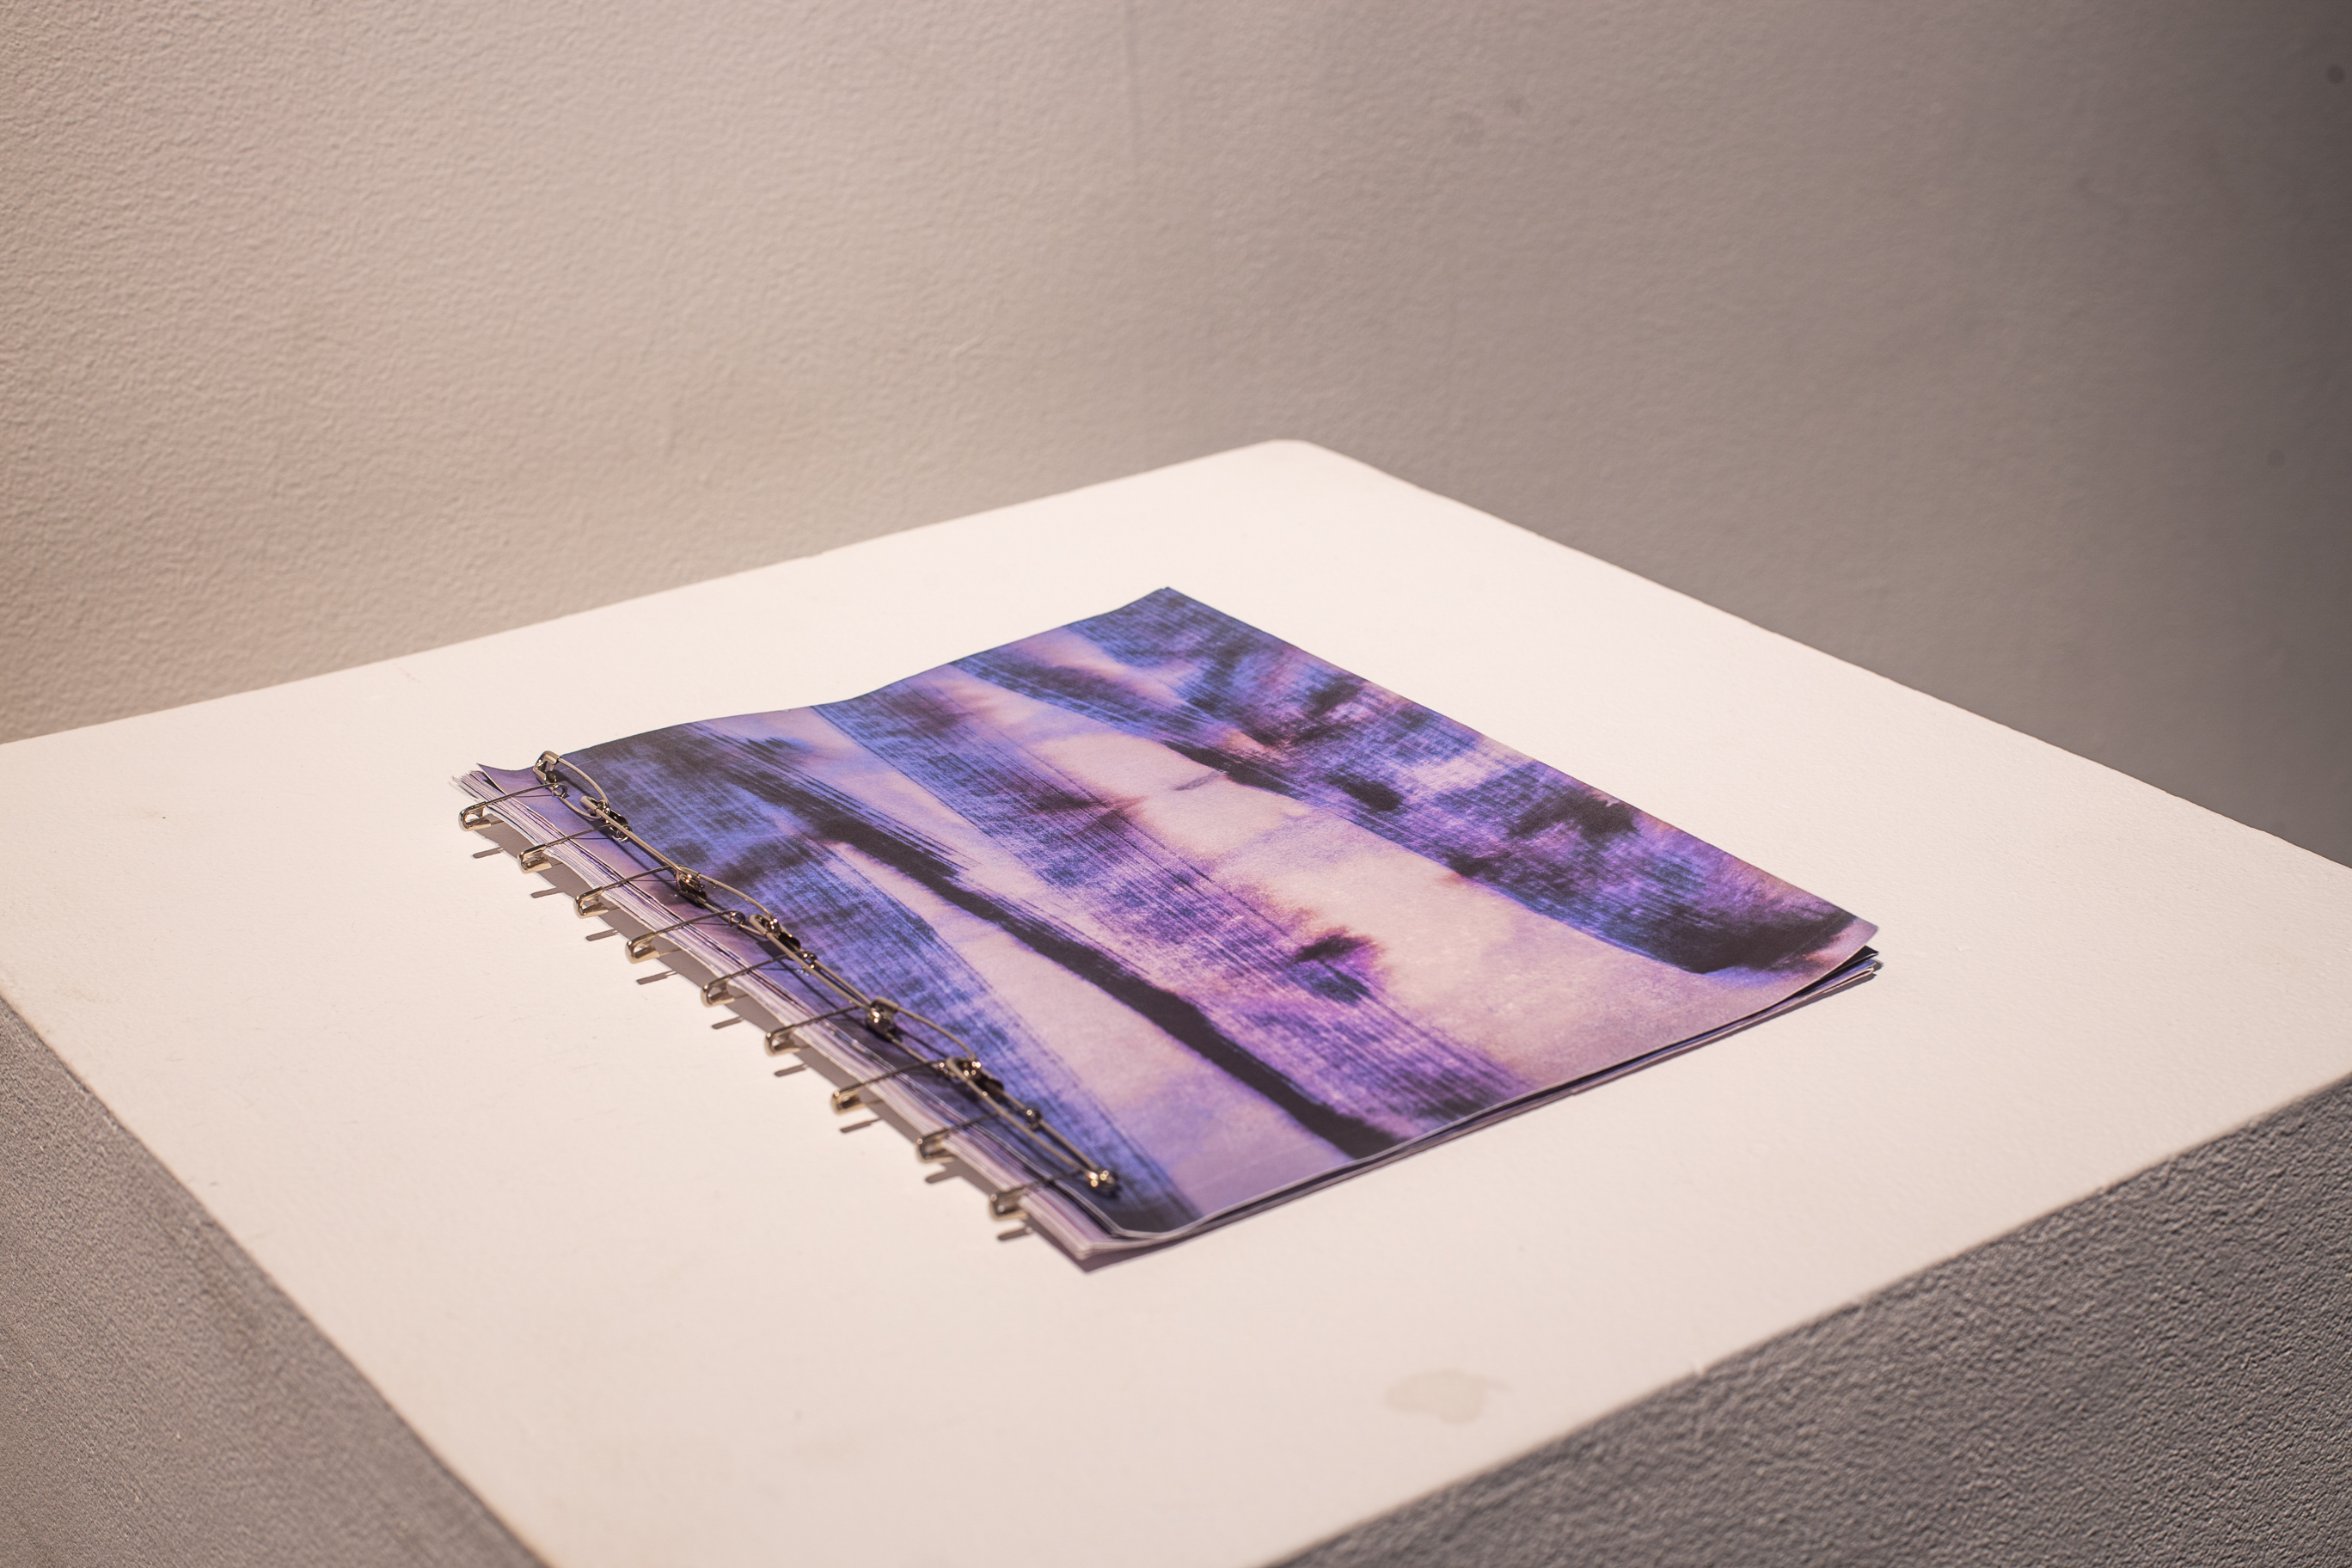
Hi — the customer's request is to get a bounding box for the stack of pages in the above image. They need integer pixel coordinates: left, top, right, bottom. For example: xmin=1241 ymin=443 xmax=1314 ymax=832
xmin=460 ymin=587 xmax=1877 ymax=1260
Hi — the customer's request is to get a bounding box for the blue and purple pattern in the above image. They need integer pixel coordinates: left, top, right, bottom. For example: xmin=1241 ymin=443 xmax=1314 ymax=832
xmin=571 ymin=590 xmax=1874 ymax=1234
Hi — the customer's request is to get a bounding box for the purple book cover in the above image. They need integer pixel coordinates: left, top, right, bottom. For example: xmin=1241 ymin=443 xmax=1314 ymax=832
xmin=463 ymin=589 xmax=1876 ymax=1259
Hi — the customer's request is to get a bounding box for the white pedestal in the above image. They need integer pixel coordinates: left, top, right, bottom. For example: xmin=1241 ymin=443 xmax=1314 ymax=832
xmin=3 ymin=443 xmax=2345 ymax=1568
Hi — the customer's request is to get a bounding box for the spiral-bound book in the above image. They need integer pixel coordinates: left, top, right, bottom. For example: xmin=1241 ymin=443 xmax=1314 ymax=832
xmin=456 ymin=587 xmax=1878 ymax=1262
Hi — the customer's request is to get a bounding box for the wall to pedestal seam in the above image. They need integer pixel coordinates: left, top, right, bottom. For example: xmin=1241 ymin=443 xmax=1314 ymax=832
xmin=4 ymin=2 xmax=2346 ymax=863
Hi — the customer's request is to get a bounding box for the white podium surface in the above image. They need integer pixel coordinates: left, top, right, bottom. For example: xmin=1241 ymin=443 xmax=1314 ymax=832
xmin=2 ymin=443 xmax=2346 ymax=1568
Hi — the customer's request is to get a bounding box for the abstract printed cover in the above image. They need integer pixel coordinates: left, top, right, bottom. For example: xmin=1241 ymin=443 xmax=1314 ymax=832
xmin=469 ymin=589 xmax=1876 ymax=1259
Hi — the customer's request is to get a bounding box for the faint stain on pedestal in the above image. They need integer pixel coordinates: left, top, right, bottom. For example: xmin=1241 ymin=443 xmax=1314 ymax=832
xmin=1385 ymin=1369 xmax=1505 ymax=1424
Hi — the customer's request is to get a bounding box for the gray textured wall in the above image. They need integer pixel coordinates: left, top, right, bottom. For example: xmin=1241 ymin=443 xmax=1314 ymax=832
xmin=4 ymin=2 xmax=2348 ymax=863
